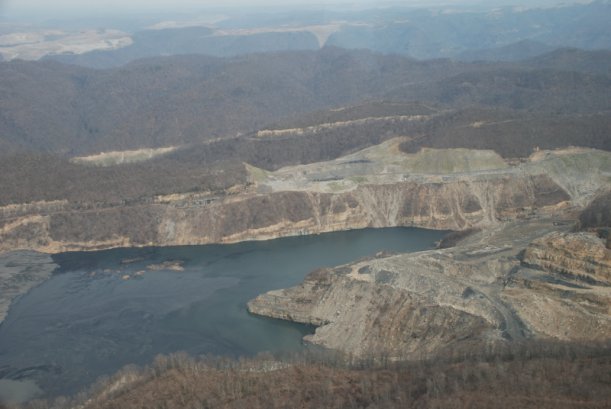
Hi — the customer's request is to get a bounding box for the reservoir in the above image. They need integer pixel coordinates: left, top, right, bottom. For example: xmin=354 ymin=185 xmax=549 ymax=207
xmin=0 ymin=227 xmax=446 ymax=400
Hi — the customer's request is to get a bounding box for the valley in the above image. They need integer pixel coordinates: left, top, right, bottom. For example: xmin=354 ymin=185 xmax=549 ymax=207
xmin=0 ymin=4 xmax=609 ymax=405
xmin=1 ymin=137 xmax=608 ymax=366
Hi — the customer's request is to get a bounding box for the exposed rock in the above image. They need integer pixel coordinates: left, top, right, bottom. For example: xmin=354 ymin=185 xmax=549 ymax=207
xmin=501 ymin=231 xmax=611 ymax=342
xmin=248 ymin=269 xmax=493 ymax=358
xmin=0 ymin=143 xmax=608 ymax=361
xmin=255 ymin=114 xmax=432 ymax=139
xmin=521 ymin=231 xmax=611 ymax=284
xmin=0 ymin=174 xmax=565 ymax=253
xmin=249 ymin=219 xmax=611 ymax=358
xmin=0 ymin=146 xmax=607 ymax=256
xmin=578 ymin=189 xmax=611 ymax=246
xmin=146 ymin=260 xmax=185 ymax=272
xmin=1 ymin=146 xmax=605 ymax=254
xmin=70 ymin=146 xmax=178 ymax=167
xmin=120 ymin=257 xmax=145 ymax=265
xmin=0 ymin=29 xmax=132 ymax=61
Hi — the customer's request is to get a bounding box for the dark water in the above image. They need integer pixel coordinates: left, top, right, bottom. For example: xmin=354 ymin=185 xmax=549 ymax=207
xmin=0 ymin=227 xmax=445 ymax=400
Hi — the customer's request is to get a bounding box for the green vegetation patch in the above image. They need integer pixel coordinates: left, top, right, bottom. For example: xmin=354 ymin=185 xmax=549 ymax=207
xmin=407 ymin=148 xmax=508 ymax=174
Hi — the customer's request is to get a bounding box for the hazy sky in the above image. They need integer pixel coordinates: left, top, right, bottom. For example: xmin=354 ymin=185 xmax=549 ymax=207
xmin=0 ymin=0 xmax=592 ymax=18
xmin=5 ymin=0 xmax=380 ymax=18
xmin=4 ymin=0 xmax=379 ymax=12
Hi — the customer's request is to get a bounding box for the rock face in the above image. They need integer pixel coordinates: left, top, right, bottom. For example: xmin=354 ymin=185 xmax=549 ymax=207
xmin=522 ymin=231 xmax=611 ymax=284
xmin=248 ymin=220 xmax=611 ymax=358
xmin=578 ymin=189 xmax=611 ymax=249
xmin=0 ymin=174 xmax=568 ymax=253
xmin=0 ymin=143 xmax=608 ymax=358
xmin=1 ymin=145 xmax=607 ymax=254
xmin=503 ymin=231 xmax=611 ymax=341
xmin=248 ymin=266 xmax=494 ymax=358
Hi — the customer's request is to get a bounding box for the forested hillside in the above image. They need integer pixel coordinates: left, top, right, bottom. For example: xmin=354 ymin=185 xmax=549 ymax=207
xmin=1 ymin=47 xmax=610 ymax=158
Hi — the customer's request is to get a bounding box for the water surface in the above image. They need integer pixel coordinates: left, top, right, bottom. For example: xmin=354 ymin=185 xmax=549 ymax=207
xmin=0 ymin=227 xmax=445 ymax=399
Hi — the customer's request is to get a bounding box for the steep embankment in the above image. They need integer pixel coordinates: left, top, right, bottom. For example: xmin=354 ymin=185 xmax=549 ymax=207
xmin=502 ymin=230 xmax=611 ymax=342
xmin=248 ymin=219 xmax=611 ymax=358
xmin=1 ymin=143 xmax=608 ymax=357
xmin=521 ymin=231 xmax=611 ymax=284
xmin=1 ymin=145 xmax=608 ymax=254
xmin=242 ymin=144 xmax=611 ymax=359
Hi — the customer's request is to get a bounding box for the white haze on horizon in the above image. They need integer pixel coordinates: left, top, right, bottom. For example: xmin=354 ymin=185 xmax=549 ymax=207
xmin=0 ymin=0 xmax=596 ymax=17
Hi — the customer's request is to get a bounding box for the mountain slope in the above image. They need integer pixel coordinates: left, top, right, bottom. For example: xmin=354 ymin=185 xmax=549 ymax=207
xmin=47 ymin=28 xmax=320 ymax=69
xmin=456 ymin=40 xmax=555 ymax=62
xmin=2 ymin=47 xmax=611 ymax=158
xmin=0 ymin=48 xmax=474 ymax=156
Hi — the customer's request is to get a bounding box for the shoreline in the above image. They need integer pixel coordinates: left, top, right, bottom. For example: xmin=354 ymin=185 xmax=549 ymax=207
xmin=0 ymin=251 xmax=58 ymax=326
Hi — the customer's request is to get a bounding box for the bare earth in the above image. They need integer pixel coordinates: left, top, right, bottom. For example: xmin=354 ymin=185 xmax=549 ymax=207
xmin=0 ymin=141 xmax=609 ymax=357
xmin=0 ymin=29 xmax=132 ymax=61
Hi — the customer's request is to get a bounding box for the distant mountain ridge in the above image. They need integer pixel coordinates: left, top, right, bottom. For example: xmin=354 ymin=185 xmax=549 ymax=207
xmin=1 ymin=47 xmax=610 ymax=158
xmin=0 ymin=48 xmax=471 ymax=156
xmin=523 ymin=47 xmax=611 ymax=76
xmin=456 ymin=40 xmax=555 ymax=62
xmin=37 ymin=2 xmax=611 ymax=68
xmin=325 ymin=1 xmax=611 ymax=59
xmin=44 ymin=27 xmax=320 ymax=69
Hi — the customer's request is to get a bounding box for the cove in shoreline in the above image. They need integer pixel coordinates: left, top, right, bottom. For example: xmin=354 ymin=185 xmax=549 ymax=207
xmin=0 ymin=227 xmax=446 ymax=401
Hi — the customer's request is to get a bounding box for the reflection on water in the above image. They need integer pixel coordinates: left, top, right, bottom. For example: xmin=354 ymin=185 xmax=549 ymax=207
xmin=0 ymin=227 xmax=446 ymax=399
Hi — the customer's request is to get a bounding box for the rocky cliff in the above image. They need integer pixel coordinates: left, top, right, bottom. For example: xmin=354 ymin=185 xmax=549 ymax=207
xmin=503 ymin=230 xmax=611 ymax=342
xmin=1 ymin=144 xmax=608 ymax=254
xmin=0 ymin=173 xmax=572 ymax=253
xmin=0 ymin=142 xmax=609 ymax=360
xmin=521 ymin=231 xmax=611 ymax=284
xmin=249 ymin=220 xmax=611 ymax=358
